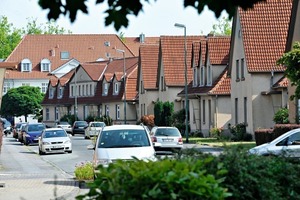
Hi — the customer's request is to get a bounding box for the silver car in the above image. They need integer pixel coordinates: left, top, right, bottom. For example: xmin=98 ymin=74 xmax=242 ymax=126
xmin=84 ymin=121 xmax=106 ymax=139
xmin=150 ymin=126 xmax=183 ymax=151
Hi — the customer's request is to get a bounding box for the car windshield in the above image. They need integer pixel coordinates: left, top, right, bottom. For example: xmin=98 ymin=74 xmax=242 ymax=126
xmin=91 ymin=122 xmax=105 ymax=127
xmin=98 ymin=129 xmax=150 ymax=148
xmin=28 ymin=124 xmax=45 ymax=132
xmin=155 ymin=128 xmax=181 ymax=137
xmin=59 ymin=122 xmax=69 ymax=125
xmin=76 ymin=122 xmax=87 ymax=126
xmin=43 ymin=130 xmax=68 ymax=138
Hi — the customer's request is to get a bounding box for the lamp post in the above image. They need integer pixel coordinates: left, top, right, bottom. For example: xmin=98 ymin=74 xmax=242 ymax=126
xmin=174 ymin=23 xmax=189 ymax=143
xmin=115 ymin=49 xmax=127 ymax=124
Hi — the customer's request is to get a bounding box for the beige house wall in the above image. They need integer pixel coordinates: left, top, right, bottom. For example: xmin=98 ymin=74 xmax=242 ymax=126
xmin=0 ymin=68 xmax=5 ymax=107
xmin=138 ymin=90 xmax=158 ymax=119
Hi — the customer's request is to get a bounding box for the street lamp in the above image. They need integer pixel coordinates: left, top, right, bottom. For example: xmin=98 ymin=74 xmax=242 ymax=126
xmin=174 ymin=23 xmax=189 ymax=143
xmin=115 ymin=48 xmax=127 ymax=124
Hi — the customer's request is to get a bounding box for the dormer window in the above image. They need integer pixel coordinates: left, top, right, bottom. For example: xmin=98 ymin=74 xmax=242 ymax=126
xmin=49 ymin=87 xmax=55 ymax=99
xmin=60 ymin=51 xmax=70 ymax=60
xmin=193 ymin=67 xmax=198 ymax=87
xmin=57 ymin=86 xmax=63 ymax=98
xmin=21 ymin=58 xmax=32 ymax=72
xmin=207 ymin=65 xmax=212 ymax=86
xmin=41 ymin=58 xmax=51 ymax=72
xmin=200 ymin=66 xmax=205 ymax=86
xmin=114 ymin=82 xmax=119 ymax=95
xmin=102 ymin=82 xmax=109 ymax=96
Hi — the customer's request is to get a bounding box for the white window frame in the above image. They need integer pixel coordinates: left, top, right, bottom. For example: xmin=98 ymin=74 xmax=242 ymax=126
xmin=114 ymin=82 xmax=119 ymax=95
xmin=60 ymin=51 xmax=70 ymax=59
xmin=41 ymin=58 xmax=51 ymax=72
xmin=3 ymin=82 xmax=11 ymax=94
xmin=46 ymin=108 xmax=50 ymax=120
xmin=116 ymin=104 xmax=120 ymax=119
xmin=200 ymin=66 xmax=205 ymax=86
xmin=21 ymin=58 xmax=32 ymax=72
xmin=193 ymin=67 xmax=198 ymax=87
xmin=41 ymin=83 xmax=48 ymax=93
xmin=207 ymin=65 xmax=212 ymax=86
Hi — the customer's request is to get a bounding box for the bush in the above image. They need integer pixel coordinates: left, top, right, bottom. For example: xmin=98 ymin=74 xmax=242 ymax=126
xmin=78 ymin=158 xmax=231 ymax=200
xmin=210 ymin=127 xmax=223 ymax=139
xmin=74 ymin=162 xmax=94 ymax=181
xmin=273 ymin=108 xmax=289 ymax=124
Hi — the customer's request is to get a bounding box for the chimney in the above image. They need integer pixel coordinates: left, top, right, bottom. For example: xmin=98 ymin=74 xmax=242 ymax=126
xmin=139 ymin=33 xmax=145 ymax=43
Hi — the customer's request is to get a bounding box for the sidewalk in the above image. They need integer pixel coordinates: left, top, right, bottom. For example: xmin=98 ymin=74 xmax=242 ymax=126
xmin=0 ymin=136 xmax=89 ymax=200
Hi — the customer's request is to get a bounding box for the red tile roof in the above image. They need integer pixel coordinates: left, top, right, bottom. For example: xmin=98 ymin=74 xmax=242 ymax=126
xmin=239 ymin=0 xmax=293 ymax=73
xmin=139 ymin=44 xmax=159 ymax=89
xmin=208 ymin=69 xmax=231 ymax=95
xmin=191 ymin=42 xmax=201 ymax=67
xmin=207 ymin=36 xmax=231 ymax=65
xmin=81 ymin=61 xmax=108 ymax=81
xmin=160 ymin=36 xmax=205 ymax=86
xmin=273 ymin=77 xmax=288 ymax=88
xmin=0 ymin=62 xmax=18 ymax=69
xmin=5 ymin=34 xmax=135 ymax=79
xmin=124 ymin=36 xmax=160 ymax=56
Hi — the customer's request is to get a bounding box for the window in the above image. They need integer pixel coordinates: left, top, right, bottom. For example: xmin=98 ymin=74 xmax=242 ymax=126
xmin=21 ymin=58 xmax=32 ymax=72
xmin=244 ymin=97 xmax=247 ymax=125
xmin=57 ymin=87 xmax=63 ymax=98
xmin=241 ymin=58 xmax=245 ymax=80
xmin=140 ymin=81 xmax=145 ymax=94
xmin=235 ymin=98 xmax=238 ymax=124
xmin=79 ymin=85 xmax=81 ymax=96
xmin=161 ymin=76 xmax=165 ymax=91
xmin=90 ymin=84 xmax=92 ymax=95
xmin=41 ymin=83 xmax=48 ymax=93
xmin=207 ymin=65 xmax=212 ymax=86
xmin=208 ymin=99 xmax=211 ymax=126
xmin=200 ymin=66 xmax=205 ymax=86
xmin=116 ymin=104 xmax=120 ymax=119
xmin=105 ymin=105 xmax=109 ymax=116
xmin=193 ymin=68 xmax=198 ymax=86
xmin=202 ymin=100 xmax=206 ymax=124
xmin=70 ymin=85 xmax=73 ymax=97
xmin=46 ymin=108 xmax=50 ymax=120
xmin=103 ymin=83 xmax=108 ymax=96
xmin=60 ymin=51 xmax=70 ymax=59
xmin=114 ymin=82 xmax=119 ymax=95
xmin=49 ymin=87 xmax=55 ymax=99
xmin=55 ymin=107 xmax=59 ymax=121
xmin=99 ymin=105 xmax=102 ymax=117
xmin=236 ymin=59 xmax=240 ymax=81
xmin=41 ymin=58 xmax=51 ymax=72
xmin=22 ymin=83 xmax=30 ymax=86
xmin=3 ymin=82 xmax=11 ymax=94
xmin=86 ymin=85 xmax=89 ymax=96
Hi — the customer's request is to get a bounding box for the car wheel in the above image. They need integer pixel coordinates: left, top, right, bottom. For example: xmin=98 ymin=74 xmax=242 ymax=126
xmin=68 ymin=150 xmax=72 ymax=153
xmin=39 ymin=148 xmax=45 ymax=155
xmin=84 ymin=136 xmax=89 ymax=139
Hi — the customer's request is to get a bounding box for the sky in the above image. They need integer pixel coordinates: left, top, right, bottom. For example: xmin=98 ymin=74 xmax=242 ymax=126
xmin=0 ymin=0 xmax=229 ymax=37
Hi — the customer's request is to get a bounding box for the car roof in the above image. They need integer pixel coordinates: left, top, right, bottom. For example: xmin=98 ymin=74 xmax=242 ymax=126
xmin=103 ymin=125 xmax=145 ymax=131
xmin=44 ymin=128 xmax=65 ymax=131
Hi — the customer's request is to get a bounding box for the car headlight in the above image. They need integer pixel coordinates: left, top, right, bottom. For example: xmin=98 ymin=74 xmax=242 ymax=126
xmin=25 ymin=134 xmax=31 ymax=137
xmin=95 ymin=159 xmax=112 ymax=167
xmin=64 ymin=140 xmax=71 ymax=144
xmin=42 ymin=141 xmax=51 ymax=145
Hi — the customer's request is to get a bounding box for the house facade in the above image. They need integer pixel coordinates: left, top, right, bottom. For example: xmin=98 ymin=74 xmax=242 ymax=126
xmin=228 ymin=0 xmax=292 ymax=134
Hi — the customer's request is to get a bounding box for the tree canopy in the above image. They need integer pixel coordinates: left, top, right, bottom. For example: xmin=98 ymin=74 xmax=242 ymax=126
xmin=0 ymin=86 xmax=44 ymax=120
xmin=277 ymin=42 xmax=300 ymax=100
xmin=38 ymin=0 xmax=265 ymax=31
xmin=210 ymin=16 xmax=232 ymax=36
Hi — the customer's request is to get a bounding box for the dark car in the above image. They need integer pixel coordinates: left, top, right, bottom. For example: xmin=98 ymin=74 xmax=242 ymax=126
xmin=22 ymin=123 xmax=46 ymax=145
xmin=72 ymin=121 xmax=88 ymax=136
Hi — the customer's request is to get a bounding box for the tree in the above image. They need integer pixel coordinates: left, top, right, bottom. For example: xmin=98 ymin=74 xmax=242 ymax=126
xmin=0 ymin=16 xmax=71 ymax=59
xmin=0 ymin=86 xmax=44 ymax=122
xmin=277 ymin=42 xmax=300 ymax=100
xmin=0 ymin=16 xmax=23 ymax=59
xmin=38 ymin=0 xmax=265 ymax=31
xmin=210 ymin=16 xmax=232 ymax=36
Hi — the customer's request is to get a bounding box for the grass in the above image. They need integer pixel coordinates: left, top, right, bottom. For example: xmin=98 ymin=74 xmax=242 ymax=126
xmin=187 ymin=137 xmax=257 ymax=150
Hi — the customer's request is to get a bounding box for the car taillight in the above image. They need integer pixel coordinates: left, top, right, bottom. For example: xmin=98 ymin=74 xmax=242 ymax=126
xmin=178 ymin=137 xmax=183 ymax=143
xmin=152 ymin=137 xmax=157 ymax=142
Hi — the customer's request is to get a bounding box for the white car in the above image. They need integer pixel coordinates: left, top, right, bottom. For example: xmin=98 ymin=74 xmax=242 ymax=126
xmin=249 ymin=128 xmax=300 ymax=158
xmin=89 ymin=124 xmax=157 ymax=169
xmin=150 ymin=126 xmax=183 ymax=152
xmin=38 ymin=128 xmax=72 ymax=155
xmin=56 ymin=121 xmax=72 ymax=133
xmin=84 ymin=121 xmax=106 ymax=139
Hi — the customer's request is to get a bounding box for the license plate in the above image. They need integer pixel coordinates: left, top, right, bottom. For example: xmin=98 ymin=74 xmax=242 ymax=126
xmin=52 ymin=146 xmax=62 ymax=148
xmin=79 ymin=127 xmax=84 ymax=129
xmin=163 ymin=139 xmax=173 ymax=142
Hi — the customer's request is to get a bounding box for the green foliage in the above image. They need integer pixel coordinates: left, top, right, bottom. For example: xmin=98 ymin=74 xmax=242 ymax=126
xmin=85 ymin=115 xmax=102 ymax=123
xmin=211 ymin=16 xmax=232 ymax=36
xmin=38 ymin=0 xmax=265 ymax=31
xmin=229 ymin=123 xmax=252 ymax=141
xmin=273 ymin=108 xmax=289 ymax=124
xmin=154 ymin=101 xmax=174 ymax=126
xmin=0 ymin=86 xmax=44 ymax=119
xmin=171 ymin=108 xmax=187 ymax=134
xmin=99 ymin=115 xmax=113 ymax=126
xmin=74 ymin=162 xmax=94 ymax=181
xmin=60 ymin=114 xmax=77 ymax=125
xmin=277 ymin=42 xmax=300 ymax=100
xmin=210 ymin=127 xmax=224 ymax=139
xmin=23 ymin=18 xmax=71 ymax=34
xmin=0 ymin=16 xmax=23 ymax=59
xmin=78 ymin=158 xmax=230 ymax=200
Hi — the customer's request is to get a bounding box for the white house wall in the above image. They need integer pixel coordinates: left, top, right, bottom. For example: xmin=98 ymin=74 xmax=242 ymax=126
xmin=138 ymin=90 xmax=158 ymax=119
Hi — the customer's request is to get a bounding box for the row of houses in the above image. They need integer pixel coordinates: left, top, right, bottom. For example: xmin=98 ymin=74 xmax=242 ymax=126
xmin=1 ymin=0 xmax=300 ymax=136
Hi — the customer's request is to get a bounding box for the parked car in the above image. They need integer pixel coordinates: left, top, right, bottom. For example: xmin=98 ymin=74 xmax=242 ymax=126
xmin=56 ymin=121 xmax=72 ymax=133
xmin=72 ymin=121 xmax=88 ymax=136
xmin=13 ymin=122 xmax=27 ymax=139
xmin=84 ymin=121 xmax=106 ymax=139
xmin=18 ymin=123 xmax=28 ymax=143
xmin=22 ymin=123 xmax=46 ymax=145
xmin=249 ymin=128 xmax=300 ymax=158
xmin=88 ymin=124 xmax=157 ymax=175
xmin=150 ymin=126 xmax=183 ymax=152
xmin=38 ymin=128 xmax=72 ymax=155
xmin=1 ymin=118 xmax=12 ymax=136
